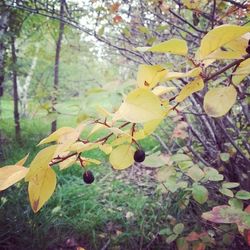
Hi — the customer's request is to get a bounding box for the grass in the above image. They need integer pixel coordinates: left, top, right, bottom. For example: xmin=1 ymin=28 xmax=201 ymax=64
xmin=0 ymin=99 xmax=174 ymax=250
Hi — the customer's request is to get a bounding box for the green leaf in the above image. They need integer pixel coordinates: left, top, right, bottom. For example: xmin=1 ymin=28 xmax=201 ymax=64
xmin=173 ymin=223 xmax=184 ymax=235
xmin=166 ymin=234 xmax=178 ymax=244
xmin=204 ymin=167 xmax=224 ymax=181
xmin=222 ymin=182 xmax=240 ymax=189
xmin=159 ymin=228 xmax=172 ymax=235
xmin=235 ymin=190 xmax=250 ymax=200
xmin=228 ymin=198 xmax=243 ymax=210
xmin=220 ymin=152 xmax=230 ymax=162
xmin=192 ymin=184 xmax=208 ymax=204
xmin=219 ymin=188 xmax=234 ymax=198
xmin=143 ymin=151 xmax=166 ymax=168
xmin=171 ymin=154 xmax=191 ymax=162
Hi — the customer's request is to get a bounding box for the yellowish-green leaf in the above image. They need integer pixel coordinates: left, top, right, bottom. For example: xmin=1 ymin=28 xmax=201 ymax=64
xmin=137 ymin=38 xmax=188 ymax=55
xmin=133 ymin=129 xmax=146 ymax=140
xmin=38 ymin=127 xmax=75 ymax=145
xmin=138 ymin=26 xmax=150 ymax=34
xmin=84 ymin=157 xmax=101 ymax=165
xmin=137 ymin=64 xmax=167 ymax=89
xmin=182 ymin=0 xmax=200 ymax=9
xmin=0 ymin=165 xmax=29 ymax=191
xmin=199 ymin=25 xmax=250 ymax=59
xmin=232 ymin=58 xmax=250 ymax=85
xmin=203 ymin=85 xmax=237 ymax=117
xmin=187 ymin=165 xmax=205 ymax=182
xmin=156 ymin=166 xmax=176 ymax=182
xmin=15 ymin=154 xmax=29 ymax=166
xmin=118 ymin=88 xmax=165 ymax=123
xmin=25 ymin=145 xmax=57 ymax=181
xmin=152 ymin=86 xmax=176 ymax=96
xmin=109 ymin=144 xmax=134 ymax=170
xmin=111 ymin=134 xmax=132 ymax=146
xmin=165 ymin=67 xmax=202 ymax=81
xmin=176 ymin=77 xmax=204 ymax=102
xmin=28 ymin=167 xmax=56 ymax=213
xmin=99 ymin=144 xmax=112 ymax=154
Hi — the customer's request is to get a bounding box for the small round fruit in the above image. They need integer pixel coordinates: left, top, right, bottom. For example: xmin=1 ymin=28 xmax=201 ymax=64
xmin=134 ymin=149 xmax=145 ymax=163
xmin=246 ymin=45 xmax=250 ymax=54
xmin=83 ymin=170 xmax=94 ymax=184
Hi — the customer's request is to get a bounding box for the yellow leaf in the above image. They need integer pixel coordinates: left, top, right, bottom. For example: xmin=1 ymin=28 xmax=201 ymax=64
xmin=28 ymin=167 xmax=56 ymax=212
xmin=85 ymin=158 xmax=101 ymax=165
xmin=111 ymin=134 xmax=132 ymax=146
xmin=38 ymin=127 xmax=75 ymax=145
xmin=88 ymin=123 xmax=107 ymax=137
xmin=108 ymin=127 xmax=130 ymax=136
xmin=59 ymin=155 xmax=77 ymax=170
xmin=182 ymin=0 xmax=200 ymax=9
xmin=25 ymin=145 xmax=57 ymax=181
xmin=165 ymin=67 xmax=202 ymax=80
xmin=118 ymin=88 xmax=165 ymax=123
xmin=55 ymin=123 xmax=85 ymax=155
xmin=232 ymin=58 xmax=250 ymax=85
xmin=15 ymin=154 xmax=29 ymax=166
xmin=69 ymin=142 xmax=99 ymax=153
xmin=199 ymin=25 xmax=250 ymax=59
xmin=137 ymin=65 xmax=167 ymax=89
xmin=152 ymin=86 xmax=176 ymax=96
xmin=176 ymin=77 xmax=204 ymax=102
xmin=99 ymin=144 xmax=113 ymax=154
xmin=0 ymin=165 xmax=29 ymax=191
xmin=143 ymin=118 xmax=163 ymax=136
xmin=133 ymin=130 xmax=146 ymax=140
xmin=203 ymin=85 xmax=237 ymax=117
xmin=206 ymin=50 xmax=243 ymax=60
xmin=205 ymin=37 xmax=248 ymax=60
xmin=109 ymin=144 xmax=134 ymax=170
xmin=137 ymin=38 xmax=188 ymax=55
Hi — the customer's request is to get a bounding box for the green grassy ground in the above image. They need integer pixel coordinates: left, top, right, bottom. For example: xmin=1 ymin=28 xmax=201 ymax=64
xmin=0 ymin=99 xmax=173 ymax=250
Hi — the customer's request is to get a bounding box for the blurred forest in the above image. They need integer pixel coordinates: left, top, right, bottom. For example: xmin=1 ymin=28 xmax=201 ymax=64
xmin=0 ymin=0 xmax=250 ymax=249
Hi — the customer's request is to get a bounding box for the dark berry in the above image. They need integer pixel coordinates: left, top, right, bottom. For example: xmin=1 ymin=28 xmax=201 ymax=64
xmin=83 ymin=170 xmax=94 ymax=184
xmin=248 ymin=39 xmax=250 ymax=46
xmin=246 ymin=46 xmax=250 ymax=54
xmin=134 ymin=149 xmax=146 ymax=163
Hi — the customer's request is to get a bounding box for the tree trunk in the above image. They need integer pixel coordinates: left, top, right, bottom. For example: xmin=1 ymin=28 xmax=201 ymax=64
xmin=51 ymin=0 xmax=65 ymax=133
xmin=0 ymin=3 xmax=9 ymax=99
xmin=11 ymin=35 xmax=21 ymax=142
xmin=0 ymin=4 xmax=9 ymax=160
xmin=18 ymin=43 xmax=40 ymax=117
